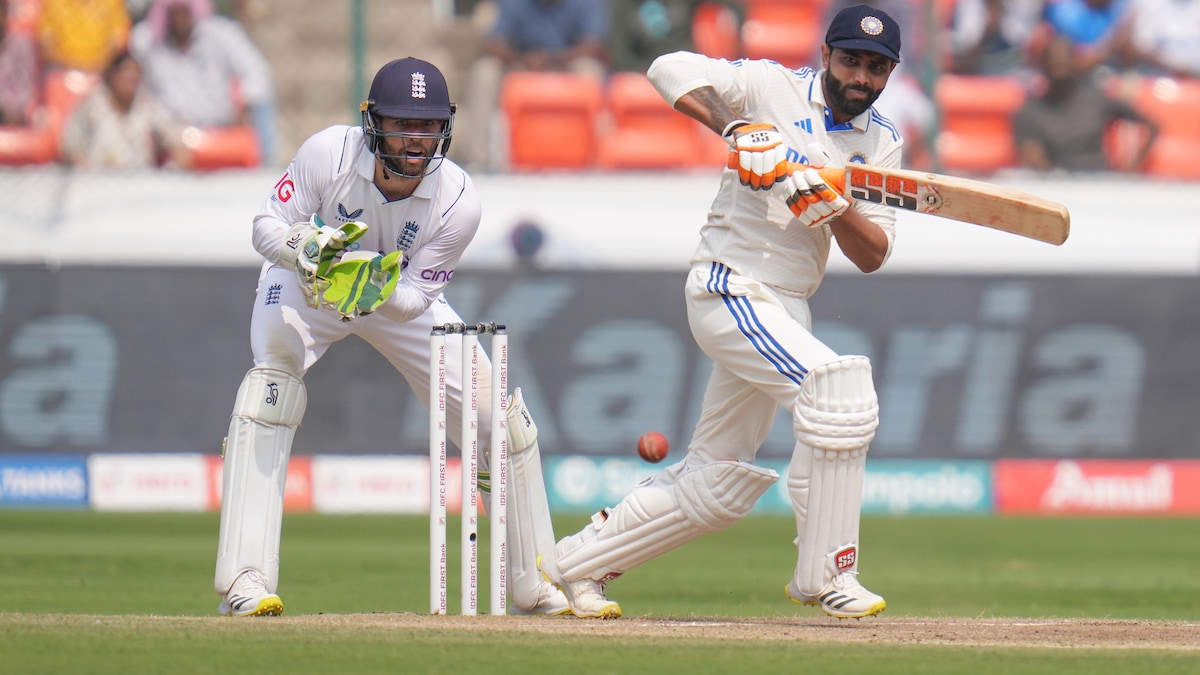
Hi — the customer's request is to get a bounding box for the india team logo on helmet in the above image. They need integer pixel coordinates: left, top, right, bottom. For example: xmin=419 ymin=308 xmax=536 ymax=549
xmin=360 ymin=57 xmax=456 ymax=177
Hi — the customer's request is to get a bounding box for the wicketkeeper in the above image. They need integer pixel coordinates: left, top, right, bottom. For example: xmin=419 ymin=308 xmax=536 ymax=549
xmin=213 ymin=57 xmax=567 ymax=617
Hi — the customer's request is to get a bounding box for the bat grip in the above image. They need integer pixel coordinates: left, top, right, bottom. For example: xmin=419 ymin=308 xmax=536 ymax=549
xmin=786 ymin=161 xmax=847 ymax=193
xmin=724 ymin=152 xmax=848 ymax=193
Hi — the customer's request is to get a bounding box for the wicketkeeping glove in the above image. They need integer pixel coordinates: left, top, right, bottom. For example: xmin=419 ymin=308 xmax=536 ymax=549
xmin=724 ymin=121 xmax=789 ymax=191
xmin=279 ymin=215 xmax=369 ymax=308
xmin=318 ymin=250 xmax=403 ymax=321
xmin=785 ymin=167 xmax=850 ymax=228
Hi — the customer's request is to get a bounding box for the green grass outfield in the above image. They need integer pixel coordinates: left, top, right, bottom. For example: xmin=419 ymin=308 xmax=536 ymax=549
xmin=1 ymin=511 xmax=1197 ymax=674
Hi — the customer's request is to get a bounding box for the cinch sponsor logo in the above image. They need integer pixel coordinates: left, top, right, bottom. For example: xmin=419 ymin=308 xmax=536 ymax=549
xmin=421 ymin=268 xmax=454 ymax=283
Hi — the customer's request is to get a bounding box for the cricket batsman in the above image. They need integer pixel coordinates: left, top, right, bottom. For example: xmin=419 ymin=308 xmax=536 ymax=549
xmin=530 ymin=4 xmax=903 ymax=619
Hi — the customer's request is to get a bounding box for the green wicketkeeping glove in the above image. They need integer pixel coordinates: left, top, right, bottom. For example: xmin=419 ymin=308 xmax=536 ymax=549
xmin=318 ymin=250 xmax=403 ymax=321
xmin=280 ymin=216 xmax=370 ymax=308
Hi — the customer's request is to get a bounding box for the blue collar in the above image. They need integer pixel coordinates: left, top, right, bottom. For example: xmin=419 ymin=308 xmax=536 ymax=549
xmin=823 ymin=106 xmax=856 ymax=132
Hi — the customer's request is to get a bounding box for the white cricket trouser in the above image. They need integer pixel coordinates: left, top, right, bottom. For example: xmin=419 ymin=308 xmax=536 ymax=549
xmin=250 ymin=264 xmax=494 ymax=450
xmin=684 ymin=261 xmax=840 ymax=463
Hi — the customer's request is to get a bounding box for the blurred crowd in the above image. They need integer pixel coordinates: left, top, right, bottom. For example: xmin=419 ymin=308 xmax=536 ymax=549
xmin=2 ymin=0 xmax=1197 ymax=176
xmin=0 ymin=0 xmax=273 ymax=169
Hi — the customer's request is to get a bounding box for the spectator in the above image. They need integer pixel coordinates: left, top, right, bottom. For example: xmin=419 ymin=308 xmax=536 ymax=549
xmin=457 ymin=0 xmax=610 ymax=171
xmin=1042 ymin=0 xmax=1131 ymax=71
xmin=0 ymin=0 xmax=38 ymax=125
xmin=873 ymin=68 xmax=936 ymax=170
xmin=1013 ymin=34 xmax=1158 ymax=171
xmin=1113 ymin=0 xmax=1200 ymax=78
xmin=129 ymin=0 xmax=277 ymax=164
xmin=37 ymin=0 xmax=131 ymax=73
xmin=948 ymin=0 xmax=1046 ymax=76
xmin=609 ymin=0 xmax=744 ymax=73
xmin=60 ymin=49 xmax=189 ymax=168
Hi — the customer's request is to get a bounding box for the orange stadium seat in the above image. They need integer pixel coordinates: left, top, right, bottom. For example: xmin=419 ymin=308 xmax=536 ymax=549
xmin=43 ymin=68 xmax=100 ymax=156
xmin=934 ymin=74 xmax=1027 ymax=174
xmin=692 ymin=2 xmax=741 ymax=60
xmin=501 ymin=72 xmax=603 ymax=170
xmin=597 ymin=71 xmax=710 ymax=170
xmin=182 ymin=125 xmax=261 ymax=170
xmin=1123 ymin=77 xmax=1200 ymax=179
xmin=0 ymin=126 xmax=57 ymax=164
xmin=0 ymin=69 xmax=97 ymax=165
xmin=741 ymin=0 xmax=828 ymax=68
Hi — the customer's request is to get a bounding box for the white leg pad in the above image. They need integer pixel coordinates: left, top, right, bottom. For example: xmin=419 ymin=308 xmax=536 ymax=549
xmin=554 ymin=460 xmax=779 ymax=582
xmin=214 ymin=367 xmax=306 ymax=595
xmin=788 ymin=356 xmax=878 ymax=596
xmin=505 ymin=387 xmax=559 ymax=610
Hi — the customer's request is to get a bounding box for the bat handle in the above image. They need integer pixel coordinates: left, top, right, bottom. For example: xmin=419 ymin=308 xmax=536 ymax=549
xmin=725 ymin=153 xmax=847 ymax=193
xmin=786 ymin=161 xmax=847 ymax=193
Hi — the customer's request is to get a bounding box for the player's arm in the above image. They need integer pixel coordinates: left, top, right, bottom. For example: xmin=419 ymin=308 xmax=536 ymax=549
xmin=251 ymin=129 xmax=340 ymax=263
xmin=648 ymin=52 xmax=788 ymax=189
xmin=829 ymin=208 xmax=889 ymax=273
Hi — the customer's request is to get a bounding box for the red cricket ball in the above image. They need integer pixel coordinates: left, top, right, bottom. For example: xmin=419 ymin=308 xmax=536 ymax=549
xmin=637 ymin=431 xmax=669 ymax=463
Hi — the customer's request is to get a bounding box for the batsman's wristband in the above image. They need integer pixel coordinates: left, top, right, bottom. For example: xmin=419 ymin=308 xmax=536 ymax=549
xmin=721 ymin=119 xmax=751 ymax=138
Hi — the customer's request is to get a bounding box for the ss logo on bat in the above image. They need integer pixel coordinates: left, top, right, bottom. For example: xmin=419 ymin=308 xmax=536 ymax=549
xmin=848 ymin=168 xmax=918 ymax=210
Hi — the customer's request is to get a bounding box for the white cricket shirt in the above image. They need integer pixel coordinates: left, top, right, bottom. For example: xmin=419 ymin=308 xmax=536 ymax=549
xmin=649 ymin=51 xmax=903 ymax=297
xmin=251 ymin=125 xmax=482 ymax=322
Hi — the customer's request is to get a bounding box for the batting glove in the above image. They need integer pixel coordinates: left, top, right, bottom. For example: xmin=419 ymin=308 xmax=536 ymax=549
xmin=724 ymin=121 xmax=789 ymax=191
xmin=785 ymin=167 xmax=850 ymax=227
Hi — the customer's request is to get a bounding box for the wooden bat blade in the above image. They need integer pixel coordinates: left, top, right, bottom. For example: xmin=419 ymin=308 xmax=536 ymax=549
xmin=812 ymin=164 xmax=1071 ymax=246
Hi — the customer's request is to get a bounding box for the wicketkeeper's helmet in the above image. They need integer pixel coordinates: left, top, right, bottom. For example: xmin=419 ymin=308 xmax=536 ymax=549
xmin=360 ymin=57 xmax=455 ymax=178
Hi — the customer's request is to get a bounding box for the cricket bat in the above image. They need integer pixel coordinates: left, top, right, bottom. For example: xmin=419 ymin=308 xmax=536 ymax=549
xmin=810 ymin=163 xmax=1071 ymax=246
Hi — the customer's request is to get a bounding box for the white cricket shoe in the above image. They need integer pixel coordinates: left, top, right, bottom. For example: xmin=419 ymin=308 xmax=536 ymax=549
xmin=537 ymin=555 xmax=621 ymax=619
xmin=787 ymin=573 xmax=886 ymax=619
xmin=508 ymin=580 xmax=572 ymax=616
xmin=218 ymin=570 xmax=284 ymax=617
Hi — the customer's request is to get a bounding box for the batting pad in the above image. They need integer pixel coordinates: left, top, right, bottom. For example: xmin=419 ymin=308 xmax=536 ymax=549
xmin=787 ymin=356 xmax=878 ymax=596
xmin=214 ymin=367 xmax=307 ymax=595
xmin=554 ymin=461 xmax=778 ymax=582
xmin=505 ymin=387 xmax=558 ymax=610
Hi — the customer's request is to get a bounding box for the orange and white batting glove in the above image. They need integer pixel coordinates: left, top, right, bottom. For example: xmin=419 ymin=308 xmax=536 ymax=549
xmin=724 ymin=121 xmax=789 ymax=191
xmin=785 ymin=167 xmax=850 ymax=227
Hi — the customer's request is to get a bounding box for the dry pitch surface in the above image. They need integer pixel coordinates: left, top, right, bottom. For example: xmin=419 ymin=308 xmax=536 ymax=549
xmin=284 ymin=614 xmax=1198 ymax=650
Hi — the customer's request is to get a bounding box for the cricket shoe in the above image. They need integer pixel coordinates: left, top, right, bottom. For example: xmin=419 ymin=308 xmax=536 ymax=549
xmin=787 ymin=573 xmax=885 ymax=619
xmin=508 ymin=580 xmax=572 ymax=616
xmin=537 ymin=555 xmax=621 ymax=619
xmin=218 ymin=570 xmax=284 ymax=617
